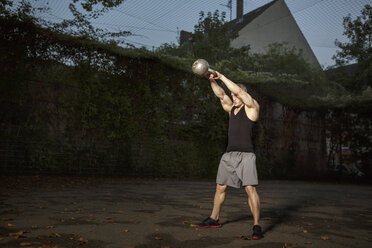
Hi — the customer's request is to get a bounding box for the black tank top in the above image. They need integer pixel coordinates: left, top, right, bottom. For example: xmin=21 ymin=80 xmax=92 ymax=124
xmin=226 ymin=106 xmax=255 ymax=153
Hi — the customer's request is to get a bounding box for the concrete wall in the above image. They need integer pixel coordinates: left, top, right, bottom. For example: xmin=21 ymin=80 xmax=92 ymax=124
xmin=231 ymin=0 xmax=320 ymax=68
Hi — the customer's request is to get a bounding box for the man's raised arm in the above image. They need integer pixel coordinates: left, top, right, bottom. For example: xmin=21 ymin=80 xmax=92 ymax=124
xmin=216 ymin=72 xmax=259 ymax=110
xmin=209 ymin=75 xmax=233 ymax=113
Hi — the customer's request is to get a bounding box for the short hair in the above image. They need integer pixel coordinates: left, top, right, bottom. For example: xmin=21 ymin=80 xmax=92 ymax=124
xmin=237 ymin=83 xmax=247 ymax=92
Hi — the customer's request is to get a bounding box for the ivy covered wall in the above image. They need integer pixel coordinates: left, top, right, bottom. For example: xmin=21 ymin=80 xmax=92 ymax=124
xmin=1 ymin=15 xmax=371 ymax=179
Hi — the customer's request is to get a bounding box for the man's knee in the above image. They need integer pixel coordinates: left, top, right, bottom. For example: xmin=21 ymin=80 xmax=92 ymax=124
xmin=216 ymin=184 xmax=227 ymax=193
xmin=245 ymin=185 xmax=256 ymax=196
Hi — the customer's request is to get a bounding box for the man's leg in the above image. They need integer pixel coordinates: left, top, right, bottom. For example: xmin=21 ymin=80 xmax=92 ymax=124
xmin=211 ymin=184 xmax=227 ymax=220
xmin=245 ymin=185 xmax=264 ymax=239
xmin=198 ymin=184 xmax=226 ymax=228
xmin=245 ymin=185 xmax=260 ymax=225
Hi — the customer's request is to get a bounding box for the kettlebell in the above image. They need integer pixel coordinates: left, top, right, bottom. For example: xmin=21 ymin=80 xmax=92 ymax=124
xmin=192 ymin=59 xmax=217 ymax=77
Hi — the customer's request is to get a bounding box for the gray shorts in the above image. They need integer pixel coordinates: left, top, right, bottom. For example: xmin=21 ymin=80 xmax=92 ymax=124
xmin=216 ymin=152 xmax=258 ymax=188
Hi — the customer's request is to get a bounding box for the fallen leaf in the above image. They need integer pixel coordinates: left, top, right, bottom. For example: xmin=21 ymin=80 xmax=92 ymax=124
xmin=155 ymin=228 xmax=160 ymax=232
xmin=321 ymin=236 xmax=330 ymax=240
xmin=7 ymin=223 xmax=14 ymax=227
xmin=8 ymin=231 xmax=24 ymax=237
xmin=302 ymin=230 xmax=308 ymax=233
xmin=20 ymin=242 xmax=32 ymax=246
xmin=282 ymin=243 xmax=293 ymax=248
xmin=78 ymin=237 xmax=88 ymax=243
xmin=182 ymin=221 xmax=190 ymax=224
xmin=43 ymin=240 xmax=53 ymax=245
xmin=54 ymin=233 xmax=61 ymax=237
xmin=189 ymin=224 xmax=197 ymax=228
xmin=304 ymin=241 xmax=312 ymax=244
xmin=123 ymin=229 xmax=129 ymax=233
xmin=155 ymin=236 xmax=163 ymax=240
xmin=237 ymin=234 xmax=251 ymax=240
xmin=8 ymin=231 xmax=26 ymax=239
xmin=71 ymin=217 xmax=76 ymax=221
xmin=44 ymin=225 xmax=54 ymax=229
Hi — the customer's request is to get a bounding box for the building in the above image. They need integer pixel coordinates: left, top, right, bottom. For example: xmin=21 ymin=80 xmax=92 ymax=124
xmin=180 ymin=0 xmax=320 ymax=68
xmin=230 ymin=0 xmax=320 ymax=68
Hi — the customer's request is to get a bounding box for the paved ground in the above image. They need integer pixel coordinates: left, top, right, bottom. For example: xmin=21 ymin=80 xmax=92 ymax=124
xmin=0 ymin=177 xmax=371 ymax=248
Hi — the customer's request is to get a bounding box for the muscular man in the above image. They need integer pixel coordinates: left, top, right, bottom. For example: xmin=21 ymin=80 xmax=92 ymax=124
xmin=198 ymin=71 xmax=264 ymax=240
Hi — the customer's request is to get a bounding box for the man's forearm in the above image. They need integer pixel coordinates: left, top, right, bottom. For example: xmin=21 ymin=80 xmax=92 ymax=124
xmin=210 ymin=80 xmax=225 ymax=100
xmin=220 ymin=75 xmax=241 ymax=95
xmin=219 ymin=74 xmax=256 ymax=107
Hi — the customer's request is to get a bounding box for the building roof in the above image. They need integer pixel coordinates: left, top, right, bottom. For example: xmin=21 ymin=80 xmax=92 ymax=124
xmin=325 ymin=63 xmax=357 ymax=77
xmin=229 ymin=0 xmax=278 ymax=33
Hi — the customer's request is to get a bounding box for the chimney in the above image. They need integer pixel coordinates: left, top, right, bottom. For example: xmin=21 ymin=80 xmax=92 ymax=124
xmin=237 ymin=0 xmax=243 ymax=19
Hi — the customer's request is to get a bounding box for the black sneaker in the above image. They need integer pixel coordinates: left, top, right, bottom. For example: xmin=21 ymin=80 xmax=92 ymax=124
xmin=198 ymin=217 xmax=222 ymax=228
xmin=252 ymin=225 xmax=264 ymax=239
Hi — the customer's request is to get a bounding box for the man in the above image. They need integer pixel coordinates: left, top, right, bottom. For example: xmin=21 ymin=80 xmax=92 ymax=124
xmin=198 ymin=71 xmax=264 ymax=240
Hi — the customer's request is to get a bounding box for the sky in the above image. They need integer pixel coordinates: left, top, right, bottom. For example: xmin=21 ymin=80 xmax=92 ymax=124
xmin=16 ymin=0 xmax=371 ymax=68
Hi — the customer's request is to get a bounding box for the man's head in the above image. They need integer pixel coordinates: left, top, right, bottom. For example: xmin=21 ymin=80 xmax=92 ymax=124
xmin=231 ymin=83 xmax=247 ymax=107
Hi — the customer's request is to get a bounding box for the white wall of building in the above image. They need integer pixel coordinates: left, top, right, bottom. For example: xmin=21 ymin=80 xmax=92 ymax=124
xmin=231 ymin=0 xmax=320 ymax=68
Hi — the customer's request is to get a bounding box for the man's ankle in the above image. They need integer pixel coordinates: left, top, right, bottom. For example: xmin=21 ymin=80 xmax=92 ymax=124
xmin=210 ymin=216 xmax=218 ymax=221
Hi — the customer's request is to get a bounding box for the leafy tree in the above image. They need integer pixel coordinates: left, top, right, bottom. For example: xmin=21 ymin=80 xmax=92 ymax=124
xmin=56 ymin=0 xmax=128 ymax=40
xmin=1 ymin=0 xmax=130 ymax=44
xmin=73 ymin=0 xmax=125 ymax=12
xmin=333 ymin=4 xmax=372 ymax=91
xmin=191 ymin=10 xmax=236 ymax=64
xmin=157 ymin=10 xmax=235 ymax=64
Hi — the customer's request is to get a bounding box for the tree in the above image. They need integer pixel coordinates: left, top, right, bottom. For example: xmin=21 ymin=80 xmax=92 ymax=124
xmin=73 ymin=0 xmax=125 ymax=12
xmin=1 ymin=0 xmax=130 ymax=45
xmin=333 ymin=4 xmax=372 ymax=91
xmin=191 ymin=10 xmax=236 ymax=64
xmin=157 ymin=10 xmax=235 ymax=64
